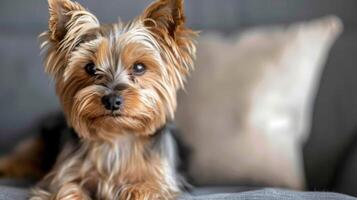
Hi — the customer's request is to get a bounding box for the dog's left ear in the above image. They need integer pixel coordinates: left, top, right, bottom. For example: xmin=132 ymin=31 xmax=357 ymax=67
xmin=142 ymin=0 xmax=197 ymax=81
xmin=143 ymin=0 xmax=187 ymax=38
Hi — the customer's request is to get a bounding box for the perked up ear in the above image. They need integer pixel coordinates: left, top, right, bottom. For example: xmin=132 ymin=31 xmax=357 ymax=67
xmin=143 ymin=0 xmax=186 ymax=38
xmin=48 ymin=0 xmax=99 ymax=42
xmin=142 ymin=0 xmax=197 ymax=85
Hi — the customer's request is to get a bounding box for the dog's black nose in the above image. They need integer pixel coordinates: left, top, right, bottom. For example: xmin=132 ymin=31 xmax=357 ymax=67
xmin=101 ymin=94 xmax=123 ymax=111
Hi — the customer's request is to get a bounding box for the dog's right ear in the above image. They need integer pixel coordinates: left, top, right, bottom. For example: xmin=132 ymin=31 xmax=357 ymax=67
xmin=43 ymin=0 xmax=99 ymax=78
xmin=48 ymin=0 xmax=99 ymax=42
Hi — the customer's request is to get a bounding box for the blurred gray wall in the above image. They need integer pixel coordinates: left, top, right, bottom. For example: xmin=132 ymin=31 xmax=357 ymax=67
xmin=1 ymin=0 xmax=357 ymax=193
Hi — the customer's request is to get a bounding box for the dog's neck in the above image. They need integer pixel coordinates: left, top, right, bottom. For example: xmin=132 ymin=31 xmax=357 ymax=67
xmin=84 ymin=134 xmax=146 ymax=175
xmin=78 ymin=125 xmax=168 ymax=177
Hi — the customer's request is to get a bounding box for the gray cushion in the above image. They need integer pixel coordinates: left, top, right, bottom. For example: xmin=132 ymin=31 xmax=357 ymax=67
xmin=0 ymin=186 xmax=28 ymax=200
xmin=180 ymin=188 xmax=357 ymax=200
xmin=0 ymin=186 xmax=356 ymax=200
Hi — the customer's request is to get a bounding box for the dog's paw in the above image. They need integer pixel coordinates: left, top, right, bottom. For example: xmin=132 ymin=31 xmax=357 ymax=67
xmin=30 ymin=184 xmax=91 ymax=200
xmin=119 ymin=184 xmax=176 ymax=200
xmin=55 ymin=183 xmax=91 ymax=200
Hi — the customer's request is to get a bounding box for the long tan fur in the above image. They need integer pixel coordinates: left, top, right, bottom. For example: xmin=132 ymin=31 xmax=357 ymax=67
xmin=30 ymin=0 xmax=196 ymax=199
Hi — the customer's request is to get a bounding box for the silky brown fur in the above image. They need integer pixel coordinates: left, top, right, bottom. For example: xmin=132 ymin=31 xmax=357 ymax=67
xmin=28 ymin=0 xmax=196 ymax=199
xmin=0 ymin=138 xmax=45 ymax=179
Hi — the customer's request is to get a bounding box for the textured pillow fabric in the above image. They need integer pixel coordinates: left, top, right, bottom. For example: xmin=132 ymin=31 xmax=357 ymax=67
xmin=176 ymin=16 xmax=343 ymax=189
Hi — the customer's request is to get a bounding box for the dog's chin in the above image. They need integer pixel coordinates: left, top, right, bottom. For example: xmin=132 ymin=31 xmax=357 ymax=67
xmin=71 ymin=105 xmax=161 ymax=138
xmin=93 ymin=113 xmax=141 ymax=125
xmin=84 ymin=112 xmax=143 ymax=135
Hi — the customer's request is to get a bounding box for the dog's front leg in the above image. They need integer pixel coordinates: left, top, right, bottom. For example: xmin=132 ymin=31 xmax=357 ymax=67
xmin=118 ymin=182 xmax=177 ymax=200
xmin=30 ymin=183 xmax=91 ymax=200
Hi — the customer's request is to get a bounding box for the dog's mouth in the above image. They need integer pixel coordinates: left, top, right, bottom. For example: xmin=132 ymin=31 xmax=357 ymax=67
xmin=90 ymin=112 xmax=140 ymax=122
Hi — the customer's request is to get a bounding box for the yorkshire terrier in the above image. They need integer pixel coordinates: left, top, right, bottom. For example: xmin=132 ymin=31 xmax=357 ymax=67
xmin=0 ymin=0 xmax=196 ymax=199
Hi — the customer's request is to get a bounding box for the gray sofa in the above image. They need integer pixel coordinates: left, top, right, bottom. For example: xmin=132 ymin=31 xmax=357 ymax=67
xmin=2 ymin=0 xmax=357 ymax=199
xmin=0 ymin=186 xmax=356 ymax=200
xmin=0 ymin=187 xmax=355 ymax=200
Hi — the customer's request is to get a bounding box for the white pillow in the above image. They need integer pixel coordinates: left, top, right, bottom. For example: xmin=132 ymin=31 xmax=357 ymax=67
xmin=176 ymin=16 xmax=343 ymax=189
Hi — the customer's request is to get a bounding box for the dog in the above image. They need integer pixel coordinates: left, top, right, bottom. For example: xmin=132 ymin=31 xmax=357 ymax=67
xmin=0 ymin=0 xmax=196 ymax=199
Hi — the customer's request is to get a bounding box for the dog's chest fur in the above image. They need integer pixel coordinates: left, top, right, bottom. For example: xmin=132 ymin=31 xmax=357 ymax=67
xmin=42 ymin=124 xmax=180 ymax=199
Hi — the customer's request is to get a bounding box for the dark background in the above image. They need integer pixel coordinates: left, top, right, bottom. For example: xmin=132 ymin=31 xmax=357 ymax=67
xmin=1 ymin=0 xmax=357 ymax=195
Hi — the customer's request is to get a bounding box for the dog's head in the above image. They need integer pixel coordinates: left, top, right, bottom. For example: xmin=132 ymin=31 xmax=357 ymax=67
xmin=41 ymin=0 xmax=196 ymax=141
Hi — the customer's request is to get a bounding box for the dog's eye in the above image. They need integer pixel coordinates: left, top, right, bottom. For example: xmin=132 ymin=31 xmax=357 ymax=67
xmin=132 ymin=63 xmax=146 ymax=76
xmin=85 ymin=62 xmax=96 ymax=76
